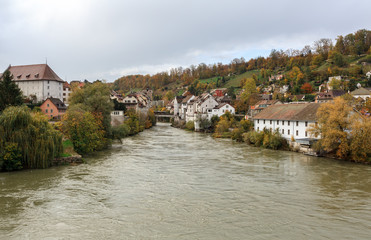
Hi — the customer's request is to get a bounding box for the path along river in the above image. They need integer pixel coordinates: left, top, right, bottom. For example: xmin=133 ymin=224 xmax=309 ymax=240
xmin=1 ymin=123 xmax=371 ymax=239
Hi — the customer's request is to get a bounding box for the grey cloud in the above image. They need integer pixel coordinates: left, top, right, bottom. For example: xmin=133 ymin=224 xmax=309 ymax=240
xmin=0 ymin=0 xmax=370 ymax=81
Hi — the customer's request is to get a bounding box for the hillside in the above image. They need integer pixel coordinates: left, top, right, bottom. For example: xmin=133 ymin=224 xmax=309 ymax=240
xmin=112 ymin=29 xmax=371 ymax=99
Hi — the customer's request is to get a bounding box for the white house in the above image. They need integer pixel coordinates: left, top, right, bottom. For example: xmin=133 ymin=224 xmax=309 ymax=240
xmin=179 ymin=95 xmax=195 ymax=120
xmin=63 ymin=82 xmax=72 ymax=105
xmin=253 ymin=103 xmax=322 ymax=141
xmin=351 ymin=87 xmax=370 ymax=101
xmin=209 ymin=103 xmax=235 ymax=119
xmin=4 ymin=64 xmax=64 ymax=102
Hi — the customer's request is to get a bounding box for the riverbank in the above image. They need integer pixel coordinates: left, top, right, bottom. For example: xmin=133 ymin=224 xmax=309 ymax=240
xmin=172 ymin=118 xmax=370 ymax=164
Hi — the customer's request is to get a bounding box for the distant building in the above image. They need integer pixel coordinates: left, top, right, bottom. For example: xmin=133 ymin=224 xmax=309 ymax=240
xmin=63 ymin=82 xmax=72 ymax=105
xmin=40 ymin=97 xmax=67 ymax=120
xmin=253 ymin=103 xmax=322 ymax=140
xmin=3 ymin=64 xmax=64 ymax=102
xmin=351 ymin=87 xmax=371 ymax=100
xmin=315 ymin=90 xmax=345 ymax=103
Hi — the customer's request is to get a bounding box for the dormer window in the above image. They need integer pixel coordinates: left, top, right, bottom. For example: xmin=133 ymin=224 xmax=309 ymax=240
xmin=17 ymin=74 xmax=22 ymax=79
xmin=35 ymin=73 xmax=39 ymax=78
xmin=26 ymin=74 xmax=30 ymax=78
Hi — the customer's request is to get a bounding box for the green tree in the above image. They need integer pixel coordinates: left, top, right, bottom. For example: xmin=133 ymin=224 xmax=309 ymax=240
xmin=329 ymin=51 xmax=346 ymax=67
xmin=69 ymin=81 xmax=113 ymax=137
xmin=1 ymin=142 xmax=23 ymax=171
xmin=62 ymin=107 xmax=106 ymax=155
xmin=0 ymin=70 xmax=23 ymax=112
xmin=0 ymin=106 xmax=63 ymax=169
xmin=165 ymin=90 xmax=175 ymax=101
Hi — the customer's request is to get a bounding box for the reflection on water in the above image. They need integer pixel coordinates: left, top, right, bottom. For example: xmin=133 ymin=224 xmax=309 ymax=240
xmin=1 ymin=123 xmax=371 ymax=239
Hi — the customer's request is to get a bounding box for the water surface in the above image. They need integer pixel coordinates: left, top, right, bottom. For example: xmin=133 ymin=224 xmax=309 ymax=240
xmin=1 ymin=123 xmax=370 ymax=239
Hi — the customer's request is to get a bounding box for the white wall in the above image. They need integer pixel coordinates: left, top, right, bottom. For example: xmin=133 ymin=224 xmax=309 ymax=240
xmin=16 ymin=80 xmax=63 ymax=101
xmin=253 ymin=119 xmax=318 ymax=139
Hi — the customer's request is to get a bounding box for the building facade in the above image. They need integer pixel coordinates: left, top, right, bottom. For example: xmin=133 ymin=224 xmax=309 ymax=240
xmin=253 ymin=103 xmax=322 ymax=140
xmin=5 ymin=64 xmax=64 ymax=102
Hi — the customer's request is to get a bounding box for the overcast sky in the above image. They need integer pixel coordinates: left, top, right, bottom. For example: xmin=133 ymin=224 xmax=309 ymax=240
xmin=0 ymin=0 xmax=370 ymax=82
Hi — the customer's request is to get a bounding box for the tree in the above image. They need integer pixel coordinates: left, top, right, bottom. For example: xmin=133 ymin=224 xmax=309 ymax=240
xmin=165 ymin=90 xmax=175 ymax=101
xmin=349 ymin=117 xmax=371 ymax=162
xmin=0 ymin=106 xmax=63 ymax=169
xmin=301 ymin=83 xmax=313 ymax=94
xmin=328 ymin=51 xmax=346 ymax=67
xmin=288 ymin=66 xmax=304 ymax=85
xmin=62 ymin=107 xmax=106 ymax=155
xmin=240 ymin=78 xmax=257 ymax=102
xmin=309 ymin=98 xmax=352 ymax=159
xmin=329 ymin=78 xmax=341 ymax=90
xmin=0 ymin=70 xmax=23 ymax=112
xmin=69 ymin=81 xmax=113 ymax=137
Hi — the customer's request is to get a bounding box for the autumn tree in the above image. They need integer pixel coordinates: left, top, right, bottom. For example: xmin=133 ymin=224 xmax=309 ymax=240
xmin=349 ymin=117 xmax=371 ymax=162
xmin=309 ymin=98 xmax=354 ymax=159
xmin=301 ymin=83 xmax=313 ymax=94
xmin=288 ymin=66 xmax=304 ymax=85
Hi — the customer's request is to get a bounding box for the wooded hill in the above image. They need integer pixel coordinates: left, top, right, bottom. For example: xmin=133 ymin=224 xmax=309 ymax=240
xmin=113 ymin=29 xmax=371 ymax=98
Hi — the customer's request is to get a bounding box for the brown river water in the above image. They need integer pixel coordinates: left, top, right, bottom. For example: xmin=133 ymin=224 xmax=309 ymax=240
xmin=1 ymin=123 xmax=371 ymax=239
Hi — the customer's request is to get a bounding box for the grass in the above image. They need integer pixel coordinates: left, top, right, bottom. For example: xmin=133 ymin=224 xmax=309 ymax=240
xmin=199 ymin=76 xmax=220 ymax=84
xmin=223 ymin=70 xmax=260 ymax=88
xmin=61 ymin=139 xmax=78 ymax=157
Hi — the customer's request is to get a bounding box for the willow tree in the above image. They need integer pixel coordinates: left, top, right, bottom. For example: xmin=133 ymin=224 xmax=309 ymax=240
xmin=0 ymin=106 xmax=63 ymax=169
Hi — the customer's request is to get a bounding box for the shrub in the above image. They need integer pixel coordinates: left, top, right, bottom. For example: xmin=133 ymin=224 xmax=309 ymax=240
xmin=1 ymin=142 xmax=23 ymax=171
xmin=111 ymin=124 xmax=130 ymax=139
xmin=185 ymin=121 xmax=195 ymax=131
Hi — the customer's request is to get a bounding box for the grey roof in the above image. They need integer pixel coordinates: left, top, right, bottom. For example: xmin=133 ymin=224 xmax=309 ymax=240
xmin=253 ymin=103 xmax=322 ymax=121
xmin=351 ymin=87 xmax=371 ymax=95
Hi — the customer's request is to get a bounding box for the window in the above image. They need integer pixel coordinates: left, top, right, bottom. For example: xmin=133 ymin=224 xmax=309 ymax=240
xmin=277 ymin=120 xmax=279 ymax=125
xmin=288 ymin=121 xmax=290 ymax=126
xmin=288 ymin=130 xmax=290 ymax=135
xmin=296 ymin=130 xmax=298 ymax=136
xmin=51 ymin=109 xmax=53 ymax=113
xmin=47 ymin=86 xmax=50 ymax=89
xmin=305 ymin=121 xmax=308 ymax=127
xmin=296 ymin=121 xmax=299 ymax=126
xmin=263 ymin=120 xmax=265 ymax=124
xmin=48 ymin=81 xmax=50 ymax=84
xmin=282 ymin=129 xmax=284 ymax=134
xmin=48 ymin=92 xmax=50 ymax=96
xmin=258 ymin=120 xmax=259 ymax=124
xmin=47 ymin=104 xmax=49 ymax=107
xmin=270 ymin=120 xmax=272 ymax=124
xmin=282 ymin=121 xmax=284 ymax=125
xmin=257 ymin=127 xmax=259 ymax=131
xmin=305 ymin=131 xmax=307 ymax=137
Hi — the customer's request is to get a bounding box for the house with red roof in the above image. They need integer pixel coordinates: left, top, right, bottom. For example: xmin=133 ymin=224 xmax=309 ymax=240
xmin=4 ymin=64 xmax=64 ymax=102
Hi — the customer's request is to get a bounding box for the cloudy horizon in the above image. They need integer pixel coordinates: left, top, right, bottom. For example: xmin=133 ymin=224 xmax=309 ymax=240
xmin=1 ymin=0 xmax=370 ymax=82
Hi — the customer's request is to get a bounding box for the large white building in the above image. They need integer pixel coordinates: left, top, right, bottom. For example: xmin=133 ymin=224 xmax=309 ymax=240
xmin=4 ymin=64 xmax=64 ymax=102
xmin=253 ymin=103 xmax=322 ymax=140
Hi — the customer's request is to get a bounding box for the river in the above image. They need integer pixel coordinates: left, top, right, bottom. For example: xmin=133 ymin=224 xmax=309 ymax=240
xmin=1 ymin=123 xmax=371 ymax=239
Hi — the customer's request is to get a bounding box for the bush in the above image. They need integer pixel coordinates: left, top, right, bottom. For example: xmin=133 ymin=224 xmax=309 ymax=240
xmin=243 ymin=129 xmax=287 ymax=150
xmin=185 ymin=121 xmax=195 ymax=131
xmin=1 ymin=142 xmax=23 ymax=171
xmin=111 ymin=124 xmax=130 ymax=139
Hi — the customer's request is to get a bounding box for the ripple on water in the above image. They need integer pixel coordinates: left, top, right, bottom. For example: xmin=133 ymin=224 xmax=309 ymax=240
xmin=1 ymin=124 xmax=371 ymax=239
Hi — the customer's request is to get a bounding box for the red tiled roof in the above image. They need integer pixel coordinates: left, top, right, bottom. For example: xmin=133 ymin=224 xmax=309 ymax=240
xmin=253 ymin=103 xmax=322 ymax=121
xmin=7 ymin=64 xmax=63 ymax=82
